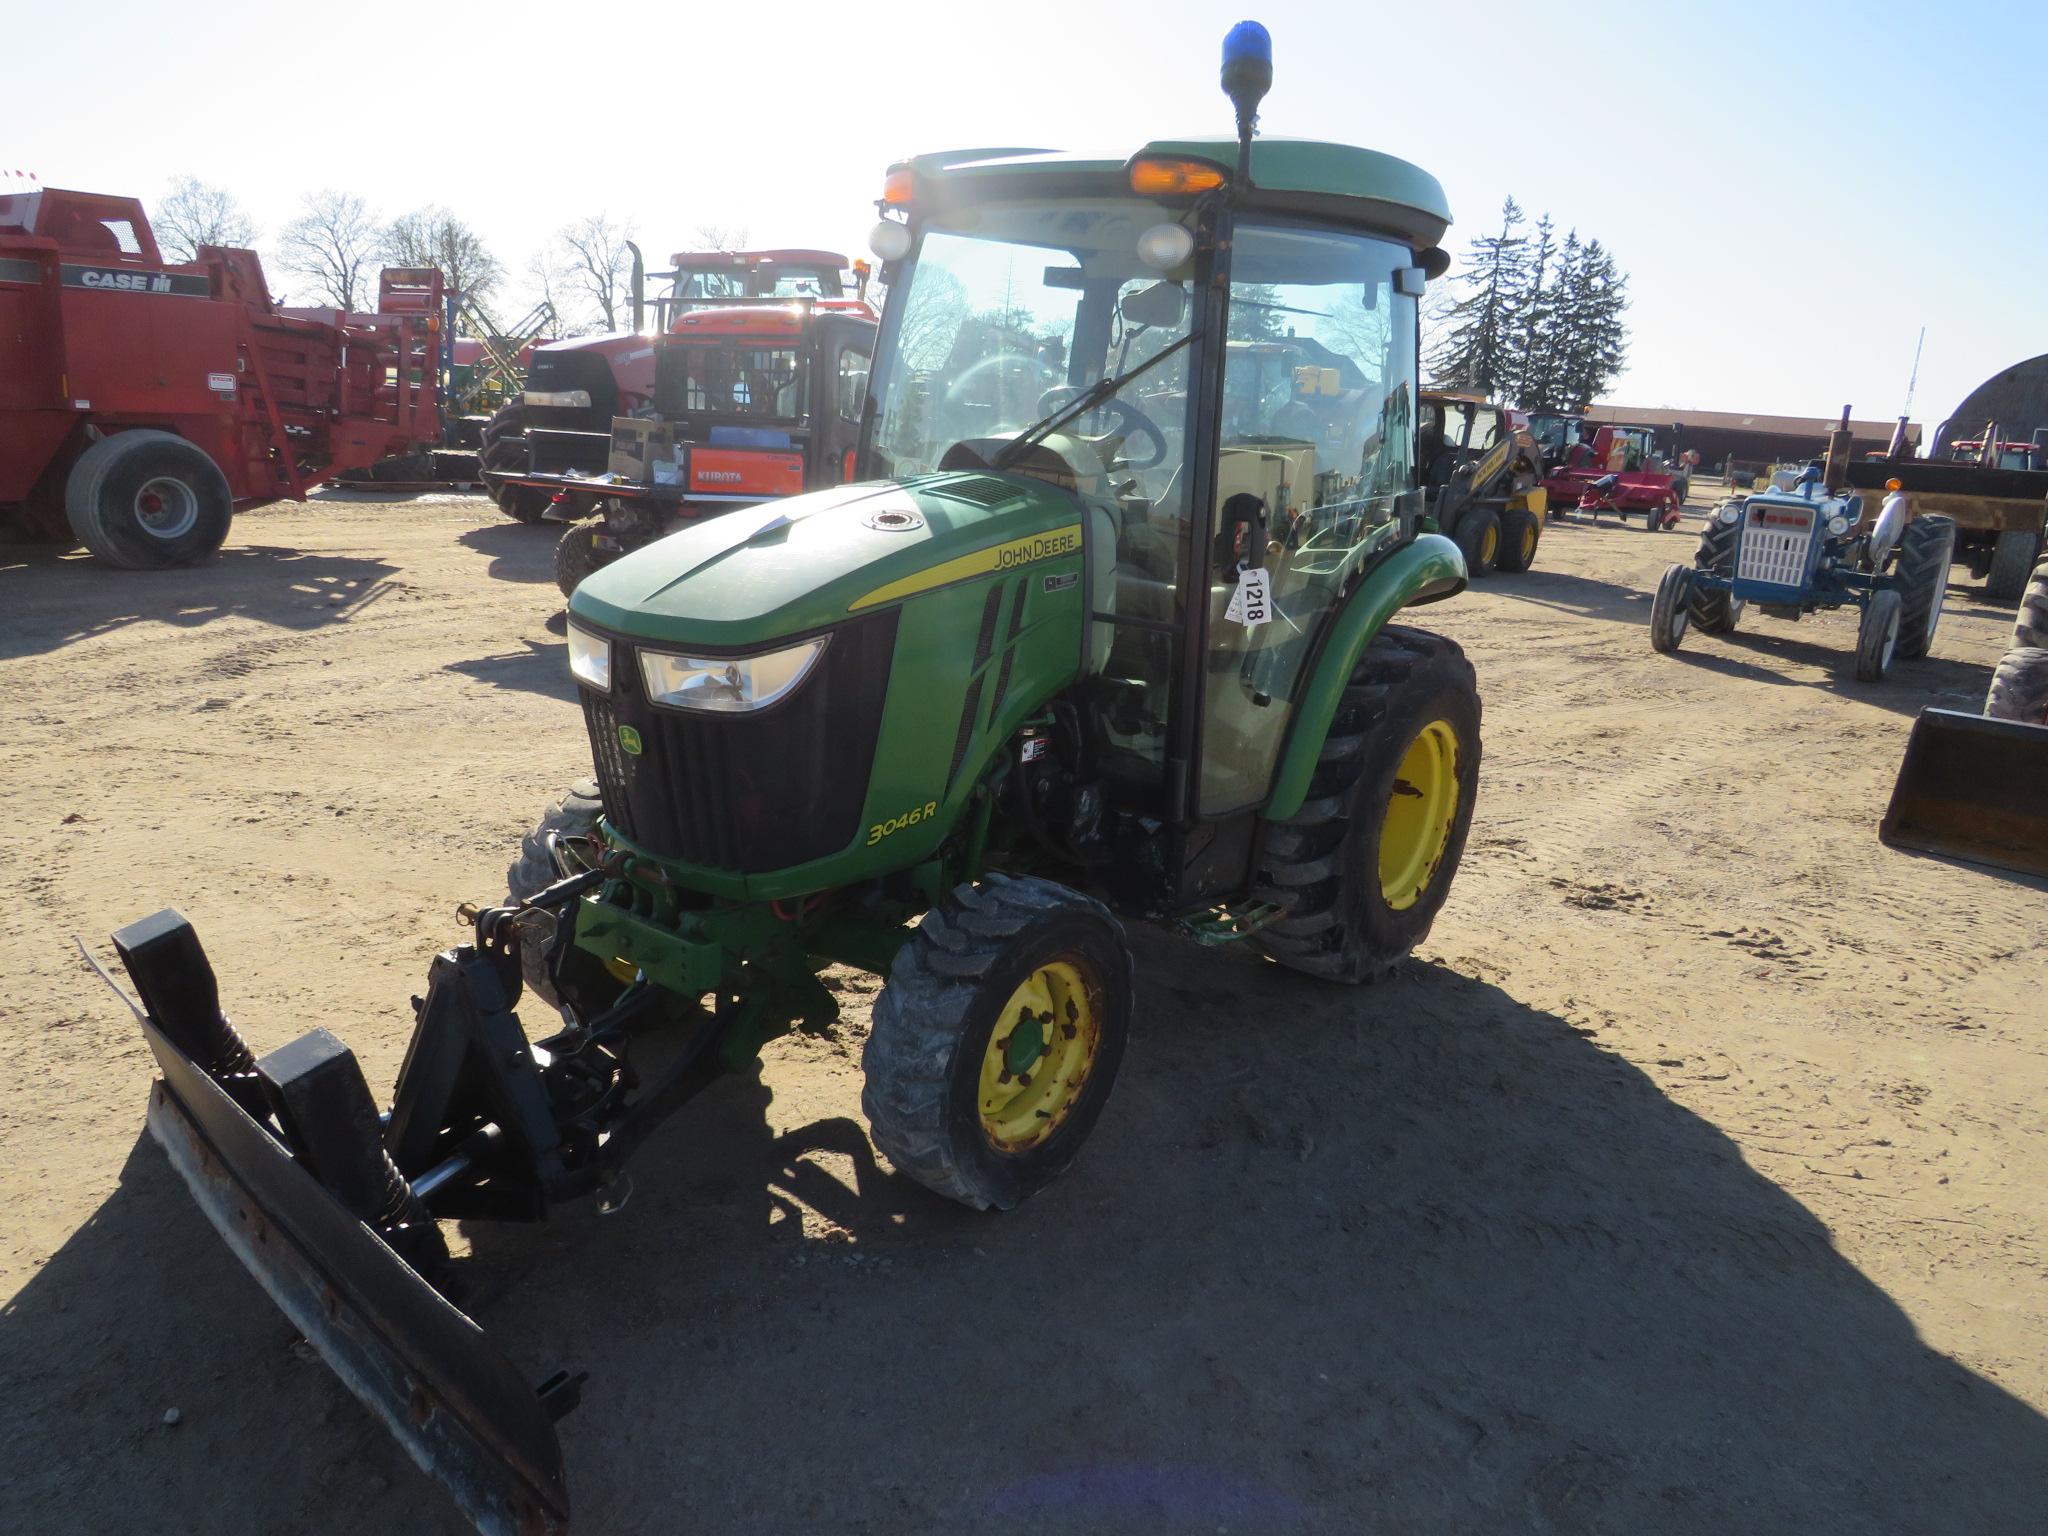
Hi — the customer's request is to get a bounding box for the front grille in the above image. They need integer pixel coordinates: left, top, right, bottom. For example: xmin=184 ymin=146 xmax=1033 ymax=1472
xmin=1737 ymin=503 xmax=1815 ymax=586
xmin=580 ymin=609 xmax=898 ymax=873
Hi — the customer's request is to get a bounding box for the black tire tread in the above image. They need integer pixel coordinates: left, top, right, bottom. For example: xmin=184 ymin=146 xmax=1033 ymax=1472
xmin=506 ymin=780 xmax=604 ymax=1005
xmin=553 ymin=523 xmax=607 ymax=598
xmin=479 ymin=401 xmax=551 ymax=523
xmin=862 ymin=874 xmax=1131 ymax=1210
xmin=1689 ymin=511 xmax=1742 ymax=632
xmin=2012 ymin=556 xmax=2048 ymax=650
xmin=1985 ymin=646 xmax=2048 ymax=724
xmin=1250 ymin=626 xmax=1479 ymax=984
xmin=1986 ymin=528 xmax=2042 ymax=602
xmin=1894 ymin=514 xmax=1955 ymax=659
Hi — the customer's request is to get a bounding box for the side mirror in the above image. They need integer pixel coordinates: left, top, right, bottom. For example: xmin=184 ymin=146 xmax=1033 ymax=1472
xmin=1121 ymin=280 xmax=1186 ymax=331
xmin=1394 ymin=267 xmax=1429 ymax=298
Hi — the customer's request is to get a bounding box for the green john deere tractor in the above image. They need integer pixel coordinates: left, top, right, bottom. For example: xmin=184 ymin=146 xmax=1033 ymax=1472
xmin=96 ymin=25 xmax=1479 ymax=1535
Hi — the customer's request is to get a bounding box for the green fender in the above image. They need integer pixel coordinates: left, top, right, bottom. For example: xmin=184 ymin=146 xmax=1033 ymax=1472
xmin=1261 ymin=532 xmax=1467 ymax=822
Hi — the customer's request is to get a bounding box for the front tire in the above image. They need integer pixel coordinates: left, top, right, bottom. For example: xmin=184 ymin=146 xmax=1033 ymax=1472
xmin=2012 ymin=554 xmax=2048 ymax=650
xmin=553 ymin=522 xmax=608 ymax=598
xmin=1855 ymin=587 xmax=1903 ymax=682
xmin=64 ymin=430 xmax=234 ymax=569
xmin=1651 ymin=564 xmax=1692 ymax=652
xmin=862 ymin=875 xmax=1132 ymax=1211
xmin=1493 ymin=508 xmax=1541 ymax=573
xmin=478 ymin=401 xmax=551 ymax=524
xmin=1451 ymin=507 xmax=1501 ymax=576
xmin=1253 ymin=626 xmax=1481 ymax=983
xmin=506 ymin=780 xmax=604 ymax=1006
xmin=1689 ymin=512 xmax=1744 ymax=633
xmin=1986 ymin=528 xmax=2042 ymax=601
xmin=1985 ymin=646 xmax=2048 ymax=724
xmin=1894 ymin=514 xmax=1955 ymax=659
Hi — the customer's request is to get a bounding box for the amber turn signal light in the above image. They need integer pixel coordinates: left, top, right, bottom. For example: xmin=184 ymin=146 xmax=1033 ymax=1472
xmin=1128 ymin=157 xmax=1227 ymax=196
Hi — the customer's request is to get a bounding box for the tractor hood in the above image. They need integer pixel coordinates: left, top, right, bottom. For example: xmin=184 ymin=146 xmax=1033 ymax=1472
xmin=567 ymin=472 xmax=1085 ymax=646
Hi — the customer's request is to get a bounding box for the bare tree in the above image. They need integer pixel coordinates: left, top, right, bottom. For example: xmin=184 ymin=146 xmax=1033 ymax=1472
xmin=556 ymin=213 xmax=636 ymax=331
xmin=154 ymin=176 xmax=258 ymax=263
xmin=278 ymin=190 xmax=378 ymax=312
xmin=691 ymin=222 xmax=751 ymax=251
xmin=383 ymin=207 xmax=502 ymax=302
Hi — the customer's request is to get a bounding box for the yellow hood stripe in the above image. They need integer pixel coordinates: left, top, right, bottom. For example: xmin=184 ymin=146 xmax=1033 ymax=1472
xmin=848 ymin=525 xmax=1082 ymax=611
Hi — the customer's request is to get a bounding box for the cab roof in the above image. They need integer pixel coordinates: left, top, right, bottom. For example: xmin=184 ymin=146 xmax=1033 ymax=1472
xmin=894 ymin=136 xmax=1451 ymax=248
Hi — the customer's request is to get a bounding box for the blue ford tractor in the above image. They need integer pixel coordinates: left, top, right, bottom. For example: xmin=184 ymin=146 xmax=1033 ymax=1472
xmin=1649 ymin=464 xmax=1954 ymax=682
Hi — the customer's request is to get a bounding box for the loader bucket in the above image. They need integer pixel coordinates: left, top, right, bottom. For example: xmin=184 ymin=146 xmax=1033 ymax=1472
xmin=1880 ymin=708 xmax=2048 ymax=879
xmin=125 ymin=947 xmax=571 ymax=1536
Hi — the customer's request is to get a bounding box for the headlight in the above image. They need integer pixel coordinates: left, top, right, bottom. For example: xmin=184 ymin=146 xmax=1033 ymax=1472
xmin=567 ymin=622 xmax=611 ymax=692
xmin=522 ymin=388 xmax=592 ymax=409
xmin=640 ymin=637 xmax=828 ymax=713
xmin=1717 ymin=503 xmax=1742 ymax=525
xmin=1827 ymin=514 xmax=1851 ymax=536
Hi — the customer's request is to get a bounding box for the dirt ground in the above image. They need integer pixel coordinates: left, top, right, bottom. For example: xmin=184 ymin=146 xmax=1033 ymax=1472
xmin=2 ymin=487 xmax=2044 ymax=1535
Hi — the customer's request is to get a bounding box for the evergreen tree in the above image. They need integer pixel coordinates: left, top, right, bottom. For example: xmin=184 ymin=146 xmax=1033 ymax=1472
xmin=1505 ymin=214 xmax=1556 ymax=408
xmin=1426 ymin=198 xmax=1527 ymax=396
xmin=1545 ymin=237 xmax=1629 ymax=410
xmin=1521 ymin=229 xmax=1582 ymax=411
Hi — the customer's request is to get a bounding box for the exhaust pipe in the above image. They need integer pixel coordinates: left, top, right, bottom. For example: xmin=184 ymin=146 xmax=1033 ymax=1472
xmin=626 ymin=240 xmax=645 ymax=334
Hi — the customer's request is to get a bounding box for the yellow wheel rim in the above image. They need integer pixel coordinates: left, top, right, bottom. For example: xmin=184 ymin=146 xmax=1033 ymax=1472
xmin=1480 ymin=524 xmax=1499 ymax=565
xmin=978 ymin=961 xmax=1100 ymax=1152
xmin=1379 ymin=719 xmax=1462 ymax=912
xmin=1520 ymin=524 xmax=1537 ymax=562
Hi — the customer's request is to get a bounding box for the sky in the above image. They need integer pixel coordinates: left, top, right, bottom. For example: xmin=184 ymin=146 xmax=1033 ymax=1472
xmin=6 ymin=0 xmax=2043 ymax=430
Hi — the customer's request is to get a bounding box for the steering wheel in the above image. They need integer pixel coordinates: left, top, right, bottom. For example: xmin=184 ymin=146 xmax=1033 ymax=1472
xmin=945 ymin=352 xmax=1052 ymax=403
xmin=1033 ymin=386 xmax=1168 ymax=470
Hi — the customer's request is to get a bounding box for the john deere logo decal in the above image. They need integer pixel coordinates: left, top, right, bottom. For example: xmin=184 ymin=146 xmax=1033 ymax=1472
xmin=617 ymin=724 xmax=643 ymax=755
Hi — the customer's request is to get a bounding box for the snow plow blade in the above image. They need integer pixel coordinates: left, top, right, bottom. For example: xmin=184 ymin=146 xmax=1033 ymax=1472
xmin=124 ymin=931 xmax=571 ymax=1536
xmin=1880 ymin=708 xmax=2048 ymax=879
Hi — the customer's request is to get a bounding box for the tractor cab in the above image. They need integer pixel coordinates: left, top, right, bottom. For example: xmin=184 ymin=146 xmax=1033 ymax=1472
xmin=647 ymin=248 xmax=858 ymax=332
xmin=511 ymin=295 xmax=881 ymax=595
xmin=858 ymin=135 xmax=1458 ymax=827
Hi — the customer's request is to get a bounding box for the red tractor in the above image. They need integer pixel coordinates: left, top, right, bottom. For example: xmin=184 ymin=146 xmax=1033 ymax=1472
xmin=0 ymin=186 xmax=441 ymax=568
xmin=1543 ymin=422 xmax=1694 ymax=530
xmin=492 ymin=296 xmax=879 ymax=593
xmin=476 ymin=248 xmax=859 ymax=524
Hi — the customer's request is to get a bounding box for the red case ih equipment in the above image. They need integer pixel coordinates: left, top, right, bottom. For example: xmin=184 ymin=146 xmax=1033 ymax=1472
xmin=0 ymin=186 xmax=442 ymax=569
xmin=1543 ymin=423 xmax=1689 ymax=530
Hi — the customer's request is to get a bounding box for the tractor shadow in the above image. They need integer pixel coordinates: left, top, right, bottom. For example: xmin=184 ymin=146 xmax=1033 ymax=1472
xmin=442 ymin=634 xmax=576 ymax=703
xmin=0 ymin=543 xmax=401 ymax=661
xmin=457 ymin=522 xmax=558 ymax=586
xmin=1669 ymin=623 xmax=1990 ymax=719
xmin=13 ymin=942 xmax=2048 ymax=1533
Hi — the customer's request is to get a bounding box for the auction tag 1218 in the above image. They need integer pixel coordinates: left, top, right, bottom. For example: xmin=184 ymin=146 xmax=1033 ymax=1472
xmin=1226 ymin=565 xmax=1271 ymax=628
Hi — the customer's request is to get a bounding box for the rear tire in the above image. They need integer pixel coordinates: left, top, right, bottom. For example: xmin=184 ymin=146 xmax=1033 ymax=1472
xmin=1452 ymin=507 xmax=1500 ymax=576
xmin=64 ymin=430 xmax=234 ymax=569
xmin=1493 ymin=508 xmax=1541 ymax=573
xmin=1855 ymin=588 xmax=1903 ymax=682
xmin=478 ymin=401 xmax=551 ymax=524
xmin=1893 ymin=514 xmax=1955 ymax=659
xmin=1252 ymin=626 xmax=1481 ymax=983
xmin=1651 ymin=564 xmax=1691 ymax=652
xmin=1986 ymin=528 xmax=2042 ymax=601
xmin=862 ymin=875 xmax=1132 ymax=1211
xmin=1985 ymin=646 xmax=2048 ymax=725
xmin=2012 ymin=555 xmax=2048 ymax=650
xmin=553 ymin=523 xmax=608 ymax=599
xmin=506 ymin=780 xmax=604 ymax=1006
